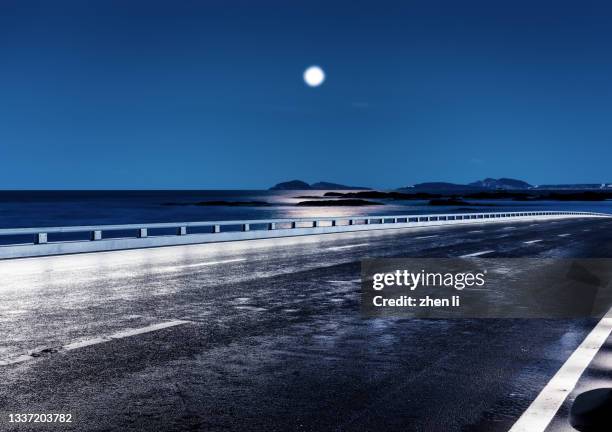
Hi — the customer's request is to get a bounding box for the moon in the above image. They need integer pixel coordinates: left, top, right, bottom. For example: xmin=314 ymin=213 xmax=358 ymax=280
xmin=303 ymin=66 xmax=325 ymax=87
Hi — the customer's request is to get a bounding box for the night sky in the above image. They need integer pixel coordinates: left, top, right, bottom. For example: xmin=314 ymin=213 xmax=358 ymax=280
xmin=1 ymin=0 xmax=612 ymax=189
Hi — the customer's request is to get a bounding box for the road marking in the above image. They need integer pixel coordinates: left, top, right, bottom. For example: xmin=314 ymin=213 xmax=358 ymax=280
xmin=468 ymin=230 xmax=484 ymax=233
xmin=325 ymin=243 xmax=370 ymax=251
xmin=523 ymin=239 xmax=543 ymax=244
xmin=508 ymin=307 xmax=612 ymax=432
xmin=459 ymin=250 xmax=495 ymax=258
xmin=158 ymin=258 xmax=247 ymax=273
xmin=558 ymin=233 xmax=571 ymax=237
xmin=179 ymin=258 xmax=246 ymax=268
xmin=0 ymin=320 xmax=191 ymax=366
xmin=415 ymin=235 xmax=438 ymax=239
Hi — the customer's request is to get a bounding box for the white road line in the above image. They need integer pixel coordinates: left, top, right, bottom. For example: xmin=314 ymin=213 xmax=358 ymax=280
xmin=508 ymin=307 xmax=612 ymax=432
xmin=415 ymin=235 xmax=439 ymax=239
xmin=558 ymin=233 xmax=571 ymax=237
xmin=179 ymin=258 xmax=246 ymax=268
xmin=459 ymin=250 xmax=495 ymax=258
xmin=158 ymin=258 xmax=247 ymax=273
xmin=325 ymin=243 xmax=370 ymax=251
xmin=0 ymin=320 xmax=190 ymax=366
xmin=523 ymin=239 xmax=543 ymax=244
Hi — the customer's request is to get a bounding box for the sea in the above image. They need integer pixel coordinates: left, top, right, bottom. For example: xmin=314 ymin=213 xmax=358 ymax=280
xmin=1 ymin=190 xmax=611 ymax=229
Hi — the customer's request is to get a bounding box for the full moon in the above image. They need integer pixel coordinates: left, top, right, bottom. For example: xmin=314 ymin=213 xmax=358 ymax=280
xmin=303 ymin=66 xmax=325 ymax=87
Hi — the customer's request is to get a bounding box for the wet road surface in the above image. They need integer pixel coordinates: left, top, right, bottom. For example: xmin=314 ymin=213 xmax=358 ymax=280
xmin=1 ymin=217 xmax=612 ymax=431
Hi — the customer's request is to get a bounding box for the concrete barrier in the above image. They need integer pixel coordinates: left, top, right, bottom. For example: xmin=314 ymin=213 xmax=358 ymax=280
xmin=0 ymin=211 xmax=609 ymax=260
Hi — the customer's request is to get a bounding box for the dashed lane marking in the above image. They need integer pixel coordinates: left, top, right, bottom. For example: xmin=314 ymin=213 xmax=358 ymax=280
xmin=459 ymin=250 xmax=495 ymax=258
xmin=0 ymin=320 xmax=191 ymax=366
xmin=325 ymin=243 xmax=371 ymax=251
xmin=157 ymin=258 xmax=247 ymax=273
xmin=523 ymin=240 xmax=543 ymax=244
xmin=179 ymin=258 xmax=246 ymax=268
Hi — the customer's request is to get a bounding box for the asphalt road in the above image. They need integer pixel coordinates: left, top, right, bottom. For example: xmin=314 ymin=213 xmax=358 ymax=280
xmin=1 ymin=217 xmax=612 ymax=432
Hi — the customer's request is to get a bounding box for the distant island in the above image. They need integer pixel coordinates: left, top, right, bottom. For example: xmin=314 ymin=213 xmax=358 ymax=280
xmin=398 ymin=178 xmax=533 ymax=192
xmin=399 ymin=178 xmax=612 ymax=192
xmin=269 ymin=180 xmax=371 ymax=190
xmin=296 ymin=199 xmax=382 ymax=206
xmin=271 ymin=177 xmax=612 ymax=193
xmin=266 ymin=177 xmax=612 ymax=206
xmin=469 ymin=178 xmax=532 ymax=189
xmin=313 ymin=189 xmax=612 ymax=203
xmin=323 ymin=191 xmax=441 ymax=200
xmin=301 ymin=190 xmax=505 ymax=201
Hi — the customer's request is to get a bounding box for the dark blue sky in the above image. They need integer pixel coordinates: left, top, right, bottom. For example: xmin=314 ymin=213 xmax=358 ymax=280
xmin=1 ymin=0 xmax=612 ymax=189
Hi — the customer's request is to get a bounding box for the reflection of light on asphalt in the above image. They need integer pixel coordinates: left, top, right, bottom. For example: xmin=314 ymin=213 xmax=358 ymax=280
xmin=488 ymin=265 xmax=515 ymax=275
xmin=369 ymin=318 xmax=393 ymax=331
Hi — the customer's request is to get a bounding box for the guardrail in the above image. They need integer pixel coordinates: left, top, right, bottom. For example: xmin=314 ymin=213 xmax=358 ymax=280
xmin=0 ymin=211 xmax=608 ymax=260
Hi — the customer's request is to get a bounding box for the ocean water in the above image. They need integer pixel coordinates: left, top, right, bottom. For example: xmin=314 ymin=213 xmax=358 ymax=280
xmin=0 ymin=190 xmax=611 ymax=229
